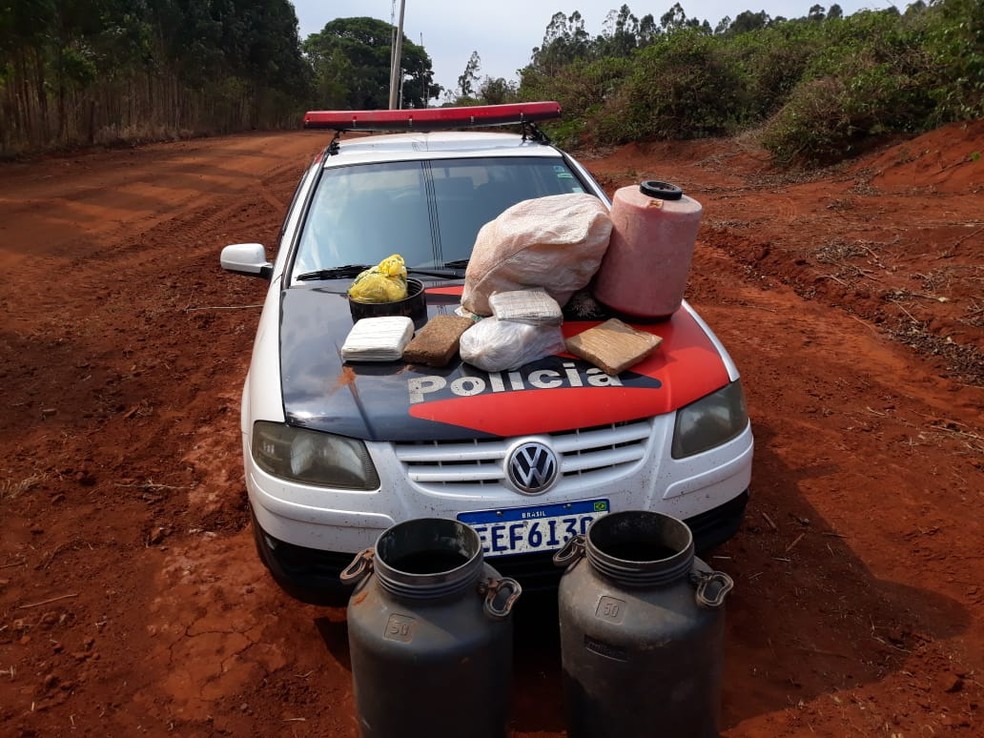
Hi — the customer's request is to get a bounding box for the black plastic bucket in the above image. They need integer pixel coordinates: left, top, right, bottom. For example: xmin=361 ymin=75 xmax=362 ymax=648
xmin=348 ymin=277 xmax=427 ymax=327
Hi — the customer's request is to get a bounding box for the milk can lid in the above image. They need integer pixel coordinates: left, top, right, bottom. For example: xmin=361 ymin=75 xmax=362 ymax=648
xmin=639 ymin=180 xmax=683 ymax=200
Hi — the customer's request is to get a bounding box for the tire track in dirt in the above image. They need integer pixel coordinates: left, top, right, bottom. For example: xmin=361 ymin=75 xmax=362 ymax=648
xmin=1 ymin=132 xmax=329 ymax=738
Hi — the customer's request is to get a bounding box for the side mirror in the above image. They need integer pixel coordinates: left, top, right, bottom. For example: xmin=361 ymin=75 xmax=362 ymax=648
xmin=220 ymin=243 xmax=273 ymax=279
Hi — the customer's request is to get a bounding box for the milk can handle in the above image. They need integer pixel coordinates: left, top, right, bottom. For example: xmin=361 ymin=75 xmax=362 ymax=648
xmin=552 ymin=534 xmax=586 ymax=568
xmin=480 ymin=577 xmax=522 ymax=620
xmin=339 ymin=548 xmax=375 ymax=585
xmin=690 ymin=570 xmax=734 ymax=609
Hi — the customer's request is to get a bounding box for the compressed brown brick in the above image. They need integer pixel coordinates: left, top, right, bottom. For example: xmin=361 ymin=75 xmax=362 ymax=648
xmin=403 ymin=314 xmax=476 ymax=367
xmin=565 ymin=318 xmax=663 ymax=375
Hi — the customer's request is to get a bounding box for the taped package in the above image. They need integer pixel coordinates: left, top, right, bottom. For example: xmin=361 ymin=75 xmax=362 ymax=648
xmin=341 ymin=316 xmax=414 ymax=362
xmin=489 ymin=288 xmax=563 ymax=325
xmin=565 ymin=318 xmax=663 ymax=375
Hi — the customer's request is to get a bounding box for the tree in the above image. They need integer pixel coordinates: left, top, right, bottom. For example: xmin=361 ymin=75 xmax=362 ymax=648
xmin=729 ymin=10 xmax=771 ymax=35
xmin=1 ymin=0 xmax=314 ymax=154
xmin=530 ymin=11 xmax=592 ymax=74
xmin=478 ymin=76 xmax=516 ymax=104
xmin=457 ymin=51 xmax=480 ymax=98
xmin=599 ymin=4 xmax=641 ymax=57
xmin=637 ymin=13 xmax=658 ymax=46
xmin=660 ymin=3 xmax=689 ymax=32
xmin=304 ymin=16 xmax=438 ymax=109
xmin=401 ymin=38 xmax=441 ymax=107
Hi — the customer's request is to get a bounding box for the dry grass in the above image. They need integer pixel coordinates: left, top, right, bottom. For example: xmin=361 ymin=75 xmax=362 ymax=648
xmin=814 ymin=240 xmax=871 ymax=264
xmin=0 ymin=473 xmax=44 ymax=501
xmin=888 ymin=319 xmax=984 ymax=387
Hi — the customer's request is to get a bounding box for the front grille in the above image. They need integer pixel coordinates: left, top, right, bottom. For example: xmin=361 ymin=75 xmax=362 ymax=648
xmin=392 ymin=420 xmax=653 ymax=494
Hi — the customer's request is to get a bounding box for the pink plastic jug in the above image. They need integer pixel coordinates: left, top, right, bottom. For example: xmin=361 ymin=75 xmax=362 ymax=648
xmin=593 ymin=181 xmax=703 ymax=319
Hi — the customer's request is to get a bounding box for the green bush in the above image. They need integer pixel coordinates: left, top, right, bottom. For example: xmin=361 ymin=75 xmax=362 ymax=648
xmin=760 ymin=9 xmax=939 ymax=165
xmin=759 ymin=76 xmax=858 ymax=165
xmin=515 ymin=0 xmax=982 ymax=167
xmin=596 ymin=30 xmax=746 ymax=144
xmin=520 ymin=57 xmax=631 ymax=147
xmin=727 ymin=21 xmax=825 ymax=118
xmin=926 ymin=0 xmax=984 ymax=121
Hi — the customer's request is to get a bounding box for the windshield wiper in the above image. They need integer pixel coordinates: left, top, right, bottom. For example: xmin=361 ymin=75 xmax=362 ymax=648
xmin=407 ymin=266 xmax=465 ymax=278
xmin=442 ymin=259 xmax=469 ymax=270
xmin=296 ymin=264 xmax=372 ymax=281
xmin=296 ymin=264 xmax=465 ymax=281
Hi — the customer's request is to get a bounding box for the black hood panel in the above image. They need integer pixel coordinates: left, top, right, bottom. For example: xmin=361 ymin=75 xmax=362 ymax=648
xmin=279 ymin=285 xmax=728 ymax=442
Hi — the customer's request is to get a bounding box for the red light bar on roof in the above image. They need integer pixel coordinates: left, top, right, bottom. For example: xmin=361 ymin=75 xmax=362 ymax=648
xmin=302 ymin=102 xmax=561 ymax=131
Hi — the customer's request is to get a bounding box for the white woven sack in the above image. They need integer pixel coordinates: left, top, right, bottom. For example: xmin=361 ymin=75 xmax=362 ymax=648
xmin=461 ymin=193 xmax=612 ymax=316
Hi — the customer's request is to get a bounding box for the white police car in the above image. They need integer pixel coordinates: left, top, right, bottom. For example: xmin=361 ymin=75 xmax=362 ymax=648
xmin=220 ymin=103 xmax=753 ymax=603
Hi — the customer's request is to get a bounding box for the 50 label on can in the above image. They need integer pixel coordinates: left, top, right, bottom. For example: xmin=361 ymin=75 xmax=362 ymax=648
xmin=384 ymin=613 xmax=416 ymax=643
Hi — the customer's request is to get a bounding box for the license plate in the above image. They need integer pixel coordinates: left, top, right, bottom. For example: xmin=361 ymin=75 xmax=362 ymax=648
xmin=457 ymin=499 xmax=610 ymax=557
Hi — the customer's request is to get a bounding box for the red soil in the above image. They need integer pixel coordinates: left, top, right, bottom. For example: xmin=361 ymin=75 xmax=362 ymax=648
xmin=1 ymin=123 xmax=981 ymax=737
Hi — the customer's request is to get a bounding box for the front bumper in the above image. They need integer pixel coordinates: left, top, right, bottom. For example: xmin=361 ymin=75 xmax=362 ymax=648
xmin=251 ymin=489 xmax=750 ymax=606
xmin=245 ymin=417 xmax=754 ymax=604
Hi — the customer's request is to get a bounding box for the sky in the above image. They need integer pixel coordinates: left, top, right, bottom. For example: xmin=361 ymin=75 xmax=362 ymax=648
xmin=290 ymin=1 xmax=902 ymax=99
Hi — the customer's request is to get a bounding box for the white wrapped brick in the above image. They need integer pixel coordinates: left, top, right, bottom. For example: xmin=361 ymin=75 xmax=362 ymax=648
xmin=341 ymin=316 xmax=415 ymax=362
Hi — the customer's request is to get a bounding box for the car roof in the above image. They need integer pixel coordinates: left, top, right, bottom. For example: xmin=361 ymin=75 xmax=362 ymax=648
xmin=321 ymin=130 xmax=565 ymax=168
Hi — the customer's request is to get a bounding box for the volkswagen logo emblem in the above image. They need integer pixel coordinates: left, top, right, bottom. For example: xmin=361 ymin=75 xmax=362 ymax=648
xmin=506 ymin=441 xmax=559 ymax=495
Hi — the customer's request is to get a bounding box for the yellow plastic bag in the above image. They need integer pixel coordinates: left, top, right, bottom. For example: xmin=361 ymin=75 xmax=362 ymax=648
xmin=348 ymin=254 xmax=408 ymax=303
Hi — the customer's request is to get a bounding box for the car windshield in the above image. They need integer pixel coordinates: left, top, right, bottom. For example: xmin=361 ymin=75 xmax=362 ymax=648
xmin=292 ymin=156 xmax=590 ymax=276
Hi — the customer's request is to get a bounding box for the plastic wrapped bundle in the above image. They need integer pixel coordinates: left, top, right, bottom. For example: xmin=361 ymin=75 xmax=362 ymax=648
xmin=459 ymin=317 xmax=566 ymax=373
xmin=348 ymin=254 xmax=408 ymax=303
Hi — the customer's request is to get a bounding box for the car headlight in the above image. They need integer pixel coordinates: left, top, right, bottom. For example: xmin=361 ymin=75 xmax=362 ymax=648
xmin=252 ymin=421 xmax=380 ymax=489
xmin=672 ymin=381 xmax=748 ymax=459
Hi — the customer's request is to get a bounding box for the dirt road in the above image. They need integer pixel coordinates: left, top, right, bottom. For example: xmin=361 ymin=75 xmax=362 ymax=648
xmin=1 ymin=126 xmax=981 ymax=737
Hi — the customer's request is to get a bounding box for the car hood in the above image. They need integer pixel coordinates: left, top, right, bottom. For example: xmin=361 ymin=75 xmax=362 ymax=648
xmin=280 ymin=285 xmax=730 ymax=442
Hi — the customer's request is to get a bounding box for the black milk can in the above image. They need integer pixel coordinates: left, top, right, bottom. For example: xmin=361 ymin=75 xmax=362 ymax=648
xmin=553 ymin=511 xmax=733 ymax=738
xmin=341 ymin=518 xmax=521 ymax=738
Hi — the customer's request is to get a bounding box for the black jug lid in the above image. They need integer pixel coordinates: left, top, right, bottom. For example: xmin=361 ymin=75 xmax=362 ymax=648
xmin=639 ymin=180 xmax=683 ymax=200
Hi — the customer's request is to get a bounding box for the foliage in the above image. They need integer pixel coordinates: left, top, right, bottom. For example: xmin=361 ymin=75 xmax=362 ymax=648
xmin=304 ymin=16 xmax=439 ymax=110
xmin=926 ymin=0 xmax=984 ymax=121
xmin=0 ymin=0 xmax=313 ymax=155
xmin=600 ymin=30 xmax=745 ymax=143
xmin=0 ymin=4 xmax=447 ymax=153
xmin=513 ymin=1 xmax=983 ymax=166
xmin=761 ymin=8 xmax=942 ymax=164
xmin=529 ymin=11 xmax=593 ymax=74
xmin=595 ymin=4 xmax=658 ymax=58
xmin=477 ymin=77 xmax=518 ymax=105
xmin=1 ymin=1 xmax=979 ymax=165
xmin=725 ymin=18 xmax=826 ymax=119
xmin=520 ymin=56 xmax=631 ymax=147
